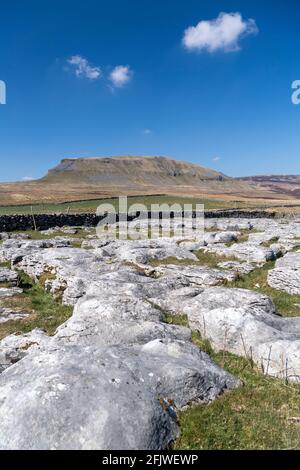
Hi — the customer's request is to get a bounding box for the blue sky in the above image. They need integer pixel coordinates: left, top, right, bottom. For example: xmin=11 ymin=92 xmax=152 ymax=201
xmin=0 ymin=0 xmax=300 ymax=182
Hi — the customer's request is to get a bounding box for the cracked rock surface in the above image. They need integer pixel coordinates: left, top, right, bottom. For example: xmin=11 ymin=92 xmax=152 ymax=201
xmin=0 ymin=287 xmax=23 ymax=298
xmin=0 ymin=216 xmax=300 ymax=449
xmin=0 ymin=268 xmax=19 ymax=285
xmin=268 ymin=251 xmax=300 ymax=295
xmin=182 ymin=287 xmax=300 ymax=381
xmin=0 ymin=308 xmax=29 ymax=324
xmin=0 ymin=232 xmax=239 ymax=450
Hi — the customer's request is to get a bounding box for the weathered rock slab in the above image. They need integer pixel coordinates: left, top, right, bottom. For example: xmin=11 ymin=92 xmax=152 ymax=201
xmin=0 ymin=339 xmax=238 ymax=449
xmin=183 ymin=287 xmax=300 ymax=381
xmin=0 ymin=328 xmax=48 ymax=371
xmin=0 ymin=268 xmax=19 ymax=285
xmin=268 ymin=252 xmax=300 ymax=295
xmin=0 ymin=287 xmax=23 ymax=298
xmin=0 ymin=308 xmax=29 ymax=323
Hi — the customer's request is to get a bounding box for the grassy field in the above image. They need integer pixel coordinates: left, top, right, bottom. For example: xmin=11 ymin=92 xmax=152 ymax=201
xmin=0 ymin=195 xmax=266 ymax=215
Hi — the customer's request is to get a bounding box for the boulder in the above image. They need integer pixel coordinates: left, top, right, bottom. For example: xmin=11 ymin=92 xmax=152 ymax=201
xmin=0 ymin=279 xmax=238 ymax=449
xmin=0 ymin=268 xmax=19 ymax=285
xmin=0 ymin=340 xmax=237 ymax=450
xmin=0 ymin=328 xmax=48 ymax=371
xmin=204 ymin=231 xmax=240 ymax=245
xmin=268 ymin=252 xmax=300 ymax=295
xmin=183 ymin=287 xmax=300 ymax=381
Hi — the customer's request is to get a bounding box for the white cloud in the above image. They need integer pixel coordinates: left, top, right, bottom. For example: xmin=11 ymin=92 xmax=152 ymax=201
xmin=22 ymin=176 xmax=35 ymax=181
xmin=212 ymin=156 xmax=221 ymax=162
xmin=67 ymin=55 xmax=101 ymax=80
xmin=109 ymin=65 xmax=132 ymax=88
xmin=143 ymin=128 xmax=152 ymax=135
xmin=182 ymin=12 xmax=258 ymax=53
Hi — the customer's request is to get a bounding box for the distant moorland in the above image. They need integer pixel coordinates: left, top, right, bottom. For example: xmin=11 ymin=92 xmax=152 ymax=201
xmin=0 ymin=156 xmax=299 ymax=213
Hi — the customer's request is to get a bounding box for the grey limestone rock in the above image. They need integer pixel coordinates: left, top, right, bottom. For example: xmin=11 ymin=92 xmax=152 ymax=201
xmin=267 ymin=251 xmax=300 ymax=295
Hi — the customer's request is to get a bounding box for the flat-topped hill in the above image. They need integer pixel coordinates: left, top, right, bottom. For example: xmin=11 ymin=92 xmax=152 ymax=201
xmin=41 ymin=155 xmax=228 ymax=186
xmin=0 ymin=156 xmax=298 ymax=207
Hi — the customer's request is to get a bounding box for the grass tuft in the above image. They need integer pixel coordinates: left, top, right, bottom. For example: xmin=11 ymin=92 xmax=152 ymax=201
xmin=149 ymin=251 xmax=238 ymax=268
xmin=0 ymin=270 xmax=73 ymax=340
xmin=176 ymin=345 xmax=300 ymax=450
xmin=228 ymin=261 xmax=300 ymax=317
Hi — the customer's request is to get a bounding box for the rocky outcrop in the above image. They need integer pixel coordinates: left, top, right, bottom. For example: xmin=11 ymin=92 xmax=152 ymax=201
xmin=0 ymin=236 xmax=241 ymax=450
xmin=183 ymin=287 xmax=300 ymax=381
xmin=0 ymin=287 xmax=23 ymax=298
xmin=0 ymin=308 xmax=29 ymax=323
xmin=96 ymin=239 xmax=199 ymax=264
xmin=217 ymin=261 xmax=257 ymax=275
xmin=0 ymin=268 xmax=19 ymax=285
xmin=204 ymin=231 xmax=240 ymax=244
xmin=0 ymin=265 xmax=238 ymax=450
xmin=268 ymin=251 xmax=300 ymax=294
xmin=0 ymin=216 xmax=300 ymax=449
xmin=203 ymin=240 xmax=283 ymax=263
xmin=0 ymin=328 xmax=48 ymax=372
xmin=0 ymin=238 xmax=73 ymax=265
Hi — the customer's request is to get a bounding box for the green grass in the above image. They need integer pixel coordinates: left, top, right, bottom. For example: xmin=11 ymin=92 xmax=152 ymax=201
xmin=149 ymin=250 xmax=238 ymax=268
xmin=0 ymin=281 xmax=14 ymax=288
xmin=1 ymin=228 xmax=93 ymax=241
xmin=194 ymin=250 xmax=238 ymax=267
xmin=159 ymin=313 xmax=300 ymax=450
xmin=12 ymin=230 xmax=62 ymax=240
xmin=70 ymin=240 xmax=83 ymax=248
xmin=0 ymin=196 xmax=254 ymax=215
xmin=229 ymin=261 xmax=300 ymax=317
xmin=260 ymin=237 xmax=280 ymax=247
xmin=0 ymin=261 xmax=11 ymax=268
xmin=162 ymin=313 xmax=189 ymax=327
xmin=0 ymin=271 xmax=73 ymax=340
xmin=176 ymin=345 xmax=300 ymax=450
xmin=154 ymin=302 xmax=190 ymax=326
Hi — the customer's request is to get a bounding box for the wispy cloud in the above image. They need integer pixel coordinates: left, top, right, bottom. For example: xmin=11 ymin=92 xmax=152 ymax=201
xmin=212 ymin=156 xmax=221 ymax=162
xmin=66 ymin=57 xmax=133 ymax=91
xmin=143 ymin=128 xmax=152 ymax=135
xmin=22 ymin=176 xmax=35 ymax=181
xmin=67 ymin=55 xmax=102 ymax=80
xmin=109 ymin=65 xmax=132 ymax=88
xmin=182 ymin=12 xmax=258 ymax=53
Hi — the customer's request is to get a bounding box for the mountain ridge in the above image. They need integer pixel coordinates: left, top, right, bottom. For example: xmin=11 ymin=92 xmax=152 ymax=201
xmin=41 ymin=155 xmax=229 ymax=186
xmin=238 ymin=174 xmax=300 ymax=198
xmin=0 ymin=155 xmax=299 ymax=206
